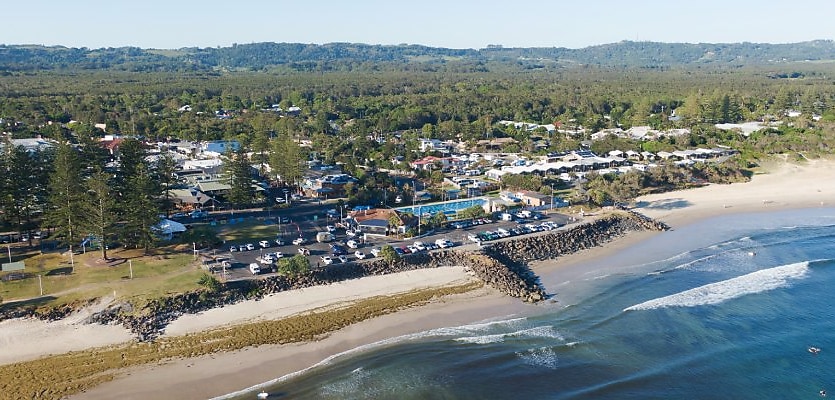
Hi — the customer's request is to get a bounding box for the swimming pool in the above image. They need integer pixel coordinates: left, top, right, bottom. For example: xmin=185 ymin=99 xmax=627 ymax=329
xmin=395 ymin=197 xmax=488 ymax=218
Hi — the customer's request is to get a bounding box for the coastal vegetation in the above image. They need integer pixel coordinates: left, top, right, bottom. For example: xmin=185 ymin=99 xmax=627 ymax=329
xmin=0 ymin=282 xmax=482 ymax=400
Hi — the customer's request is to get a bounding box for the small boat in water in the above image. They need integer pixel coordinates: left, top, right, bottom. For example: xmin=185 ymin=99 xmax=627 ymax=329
xmin=809 ymin=346 xmax=821 ymax=354
xmin=257 ymin=391 xmax=269 ymax=399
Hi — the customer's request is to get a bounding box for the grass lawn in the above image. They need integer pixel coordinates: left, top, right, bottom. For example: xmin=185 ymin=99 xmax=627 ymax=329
xmin=0 ymin=218 xmax=297 ymax=310
xmin=215 ymin=218 xmax=289 ymax=244
xmin=0 ymin=244 xmax=206 ymax=310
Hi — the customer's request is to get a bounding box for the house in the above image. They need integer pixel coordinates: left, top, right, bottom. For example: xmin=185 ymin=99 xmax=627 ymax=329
xmin=409 ymin=156 xmax=450 ymax=171
xmin=350 ymin=208 xmax=393 ymax=236
xmin=418 ymin=138 xmax=447 ymax=153
xmin=196 ymin=181 xmax=232 ymax=198
xmin=168 ymin=188 xmax=217 ymax=211
xmin=302 ymin=174 xmax=356 ymax=198
xmin=6 ymin=138 xmax=56 ymax=153
xmin=515 ymin=190 xmax=551 ymax=208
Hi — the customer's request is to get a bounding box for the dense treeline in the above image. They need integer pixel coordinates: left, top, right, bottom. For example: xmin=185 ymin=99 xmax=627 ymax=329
xmin=2 ymin=52 xmax=835 ymax=239
xmin=3 ymin=40 xmax=835 ymax=72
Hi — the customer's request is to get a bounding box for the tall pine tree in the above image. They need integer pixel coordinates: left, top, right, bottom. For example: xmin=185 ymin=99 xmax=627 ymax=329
xmin=121 ymin=163 xmax=159 ymax=254
xmin=225 ymin=146 xmax=254 ymax=208
xmin=84 ymin=167 xmax=117 ymax=260
xmin=44 ymin=143 xmax=87 ymax=253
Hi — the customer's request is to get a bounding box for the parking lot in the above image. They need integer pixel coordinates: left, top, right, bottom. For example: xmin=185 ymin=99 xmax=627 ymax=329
xmin=205 ymin=208 xmax=576 ymax=281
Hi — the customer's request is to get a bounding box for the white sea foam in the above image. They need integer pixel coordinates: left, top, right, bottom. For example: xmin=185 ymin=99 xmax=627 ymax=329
xmin=211 ymin=316 xmax=528 ymax=399
xmin=624 ymin=261 xmax=810 ymax=312
xmin=454 ymin=325 xmax=563 ymax=344
xmin=516 ymin=346 xmax=559 ymax=369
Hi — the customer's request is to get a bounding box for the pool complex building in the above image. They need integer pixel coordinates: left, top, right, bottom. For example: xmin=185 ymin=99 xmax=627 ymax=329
xmin=394 ymin=197 xmax=490 ymax=219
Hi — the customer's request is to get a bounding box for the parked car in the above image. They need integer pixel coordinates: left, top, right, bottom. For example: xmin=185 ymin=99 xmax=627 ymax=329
xmin=346 ymin=239 xmax=359 ymax=249
xmin=249 ymin=263 xmax=261 ymax=275
xmin=274 ymin=238 xmax=285 ymax=246
xmin=321 ymin=256 xmax=334 ymax=265
xmin=435 ymin=238 xmax=454 ymax=248
xmin=190 ymin=210 xmax=208 ymax=219
xmin=412 ymin=241 xmax=426 ymax=251
xmin=370 ymin=247 xmax=382 ymax=257
xmin=407 ymin=245 xmax=419 ymax=253
xmin=298 ymin=247 xmax=310 ymax=255
xmin=337 ymin=255 xmax=348 ymax=263
xmin=272 ymin=251 xmax=284 ymax=259
xmin=258 ymin=240 xmax=271 ymax=248
xmin=275 ymin=197 xmax=286 ymax=204
xmin=170 ymin=212 xmax=186 ymax=218
xmin=354 ymin=251 xmax=367 ymax=260
xmin=330 ymin=244 xmax=347 ymax=255
xmin=230 ymin=245 xmax=238 ymax=252
xmin=245 ymin=243 xmax=256 ymax=251
xmin=292 ymin=237 xmax=306 ymax=246
xmin=326 ymin=225 xmax=336 ymax=233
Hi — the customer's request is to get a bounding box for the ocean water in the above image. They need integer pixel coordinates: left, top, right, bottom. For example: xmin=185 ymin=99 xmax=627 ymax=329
xmin=223 ymin=207 xmax=835 ymax=399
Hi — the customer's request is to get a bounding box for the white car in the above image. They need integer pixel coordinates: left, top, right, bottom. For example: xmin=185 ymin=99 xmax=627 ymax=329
xmin=337 ymin=255 xmax=348 ymax=263
xmin=354 ymin=251 xmax=367 ymax=260
xmin=258 ymin=240 xmax=271 ymax=248
xmin=370 ymin=247 xmax=382 ymax=257
xmin=260 ymin=255 xmax=276 ymax=264
xmin=245 ymin=243 xmax=256 ymax=251
xmin=435 ymin=239 xmax=454 ymax=248
xmin=413 ymin=241 xmax=426 ymax=251
xmin=326 ymin=225 xmax=336 ymax=233
xmin=321 ymin=256 xmax=333 ymax=265
xmin=272 ymin=251 xmax=284 ymax=259
xmin=407 ymin=245 xmax=419 ymax=253
xmin=346 ymin=239 xmax=359 ymax=249
xmin=292 ymin=237 xmax=306 ymax=246
xmin=274 ymin=238 xmax=285 ymax=246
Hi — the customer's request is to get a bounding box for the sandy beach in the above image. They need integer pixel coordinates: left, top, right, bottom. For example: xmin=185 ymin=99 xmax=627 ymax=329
xmin=3 ymin=159 xmax=835 ymax=399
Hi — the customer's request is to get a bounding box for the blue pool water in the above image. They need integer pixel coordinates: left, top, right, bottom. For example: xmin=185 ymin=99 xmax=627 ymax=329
xmin=395 ymin=197 xmax=488 ymax=217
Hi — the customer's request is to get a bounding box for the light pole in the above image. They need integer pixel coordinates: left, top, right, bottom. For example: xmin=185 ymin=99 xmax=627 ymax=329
xmin=418 ymin=205 xmax=422 ymax=236
xmin=550 ymin=183 xmax=554 ymax=212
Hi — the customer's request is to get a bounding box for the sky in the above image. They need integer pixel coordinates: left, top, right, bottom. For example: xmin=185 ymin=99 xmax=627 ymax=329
xmin=4 ymin=0 xmax=834 ymax=50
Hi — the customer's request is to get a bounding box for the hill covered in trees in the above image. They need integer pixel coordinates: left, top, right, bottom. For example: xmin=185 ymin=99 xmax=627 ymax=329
xmin=2 ymin=40 xmax=835 ymax=72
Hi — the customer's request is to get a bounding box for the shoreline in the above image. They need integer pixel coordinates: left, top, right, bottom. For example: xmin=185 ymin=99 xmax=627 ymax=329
xmin=2 ymin=159 xmax=833 ymax=399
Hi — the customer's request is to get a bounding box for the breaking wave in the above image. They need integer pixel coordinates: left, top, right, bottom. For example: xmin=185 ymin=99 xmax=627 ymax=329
xmin=624 ymin=261 xmax=811 ymax=311
xmin=454 ymin=325 xmax=564 ymax=344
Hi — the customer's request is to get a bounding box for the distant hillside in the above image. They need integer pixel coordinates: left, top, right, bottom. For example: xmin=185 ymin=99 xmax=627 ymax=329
xmin=2 ymin=40 xmax=835 ymax=72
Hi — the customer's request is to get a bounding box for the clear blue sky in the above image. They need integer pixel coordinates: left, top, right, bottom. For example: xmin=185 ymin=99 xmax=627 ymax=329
xmin=5 ymin=0 xmax=833 ymax=49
